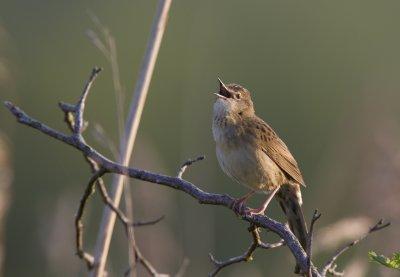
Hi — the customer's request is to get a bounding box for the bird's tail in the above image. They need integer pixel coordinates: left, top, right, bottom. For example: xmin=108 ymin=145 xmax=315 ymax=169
xmin=277 ymin=184 xmax=308 ymax=274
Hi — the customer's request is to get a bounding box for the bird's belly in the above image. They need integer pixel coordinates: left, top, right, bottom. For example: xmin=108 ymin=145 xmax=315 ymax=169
xmin=216 ymin=144 xmax=284 ymax=192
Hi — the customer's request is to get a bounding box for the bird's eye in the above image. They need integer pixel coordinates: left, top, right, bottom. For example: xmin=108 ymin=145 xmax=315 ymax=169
xmin=235 ymin=94 xmax=241 ymax=99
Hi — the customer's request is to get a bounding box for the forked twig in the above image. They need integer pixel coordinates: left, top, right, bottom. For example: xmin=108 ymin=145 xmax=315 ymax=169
xmin=320 ymin=219 xmax=390 ymax=276
xmin=208 ymin=225 xmax=284 ymax=276
xmin=86 ymin=155 xmax=165 ymax=276
xmin=59 ymin=67 xmax=102 ymax=136
xmin=307 ymin=210 xmax=321 ymax=276
xmin=60 ymin=70 xmax=163 ymax=276
xmin=177 ymin=156 xmax=205 ymax=178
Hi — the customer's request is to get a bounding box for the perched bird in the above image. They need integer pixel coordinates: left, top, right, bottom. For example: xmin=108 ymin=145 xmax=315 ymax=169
xmin=212 ymin=79 xmax=308 ymax=273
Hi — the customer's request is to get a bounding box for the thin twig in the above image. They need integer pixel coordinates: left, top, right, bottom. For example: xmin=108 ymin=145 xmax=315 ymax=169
xmin=136 ymin=247 xmax=168 ymax=277
xmin=86 ymin=141 xmax=162 ymax=276
xmin=75 ymin=169 xmax=106 ymax=269
xmin=307 ymin=210 xmax=321 ymax=276
xmin=177 ymin=156 xmax=205 ymax=178
xmin=76 ymin=68 xmax=101 ymax=133
xmin=88 ymin=159 xmax=164 ymax=275
xmin=91 ymin=1 xmax=173 ymax=276
xmin=97 ymin=180 xmax=165 ymax=228
xmin=87 ymin=149 xmax=164 ymax=276
xmin=208 ymin=225 xmax=284 ymax=276
xmin=58 ymin=68 xmax=100 ymax=135
xmin=133 ymin=215 xmax=165 ymax=227
xmin=61 ymin=81 xmax=160 ymax=276
xmin=124 ymin=246 xmax=169 ymax=277
xmin=59 ymin=67 xmax=102 ymax=135
xmin=61 ymin=99 xmax=102 ymax=270
xmin=320 ymin=219 xmax=390 ymax=276
xmin=97 ymin=181 xmax=131 ymax=224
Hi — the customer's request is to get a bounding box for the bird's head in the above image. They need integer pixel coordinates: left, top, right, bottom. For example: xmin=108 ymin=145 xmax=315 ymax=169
xmin=214 ymin=78 xmax=254 ymax=118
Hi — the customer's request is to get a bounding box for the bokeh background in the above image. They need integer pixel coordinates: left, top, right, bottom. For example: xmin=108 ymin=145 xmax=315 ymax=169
xmin=1 ymin=0 xmax=400 ymax=276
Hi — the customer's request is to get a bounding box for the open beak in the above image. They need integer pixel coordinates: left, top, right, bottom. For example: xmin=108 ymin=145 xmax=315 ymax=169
xmin=214 ymin=92 xmax=227 ymax=99
xmin=215 ymin=77 xmax=232 ymax=99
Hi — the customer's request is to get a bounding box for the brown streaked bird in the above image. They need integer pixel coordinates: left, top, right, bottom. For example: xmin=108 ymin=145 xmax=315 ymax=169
xmin=212 ymin=78 xmax=308 ymax=273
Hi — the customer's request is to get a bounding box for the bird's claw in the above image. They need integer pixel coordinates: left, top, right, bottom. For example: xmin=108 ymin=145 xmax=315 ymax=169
xmin=243 ymin=207 xmax=266 ymax=217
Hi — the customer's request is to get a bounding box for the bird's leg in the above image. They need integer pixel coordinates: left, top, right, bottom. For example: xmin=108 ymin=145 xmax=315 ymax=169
xmin=246 ymin=186 xmax=280 ymax=216
xmin=231 ymin=190 xmax=255 ymax=214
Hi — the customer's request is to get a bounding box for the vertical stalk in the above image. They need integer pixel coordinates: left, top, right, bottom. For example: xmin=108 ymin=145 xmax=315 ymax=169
xmin=90 ymin=0 xmax=173 ymax=276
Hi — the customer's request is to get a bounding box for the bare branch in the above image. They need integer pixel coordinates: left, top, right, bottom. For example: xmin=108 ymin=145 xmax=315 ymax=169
xmin=209 ymin=225 xmax=284 ymax=276
xmin=75 ymin=67 xmax=102 ymax=135
xmin=320 ymin=219 xmax=390 ymax=276
xmin=136 ymin=247 xmax=169 ymax=277
xmin=4 ymin=98 xmax=321 ymax=276
xmin=59 ymin=67 xmax=102 ymax=136
xmin=176 ymin=156 xmax=205 ymax=178
xmin=97 ymin=180 xmax=164 ymax=228
xmin=89 ymin=155 xmax=164 ymax=276
xmin=94 ymin=164 xmax=164 ymax=276
xmin=97 ymin=180 xmax=131 ymax=224
xmin=59 ymin=82 xmax=160 ymax=276
xmin=75 ymin=169 xmax=106 ymax=268
xmin=7 ymin=67 xmax=390 ymax=276
xmin=307 ymin=210 xmax=322 ymax=276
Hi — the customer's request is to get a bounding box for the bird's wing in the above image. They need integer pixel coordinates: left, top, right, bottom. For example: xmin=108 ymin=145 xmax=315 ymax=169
xmin=252 ymin=117 xmax=305 ymax=186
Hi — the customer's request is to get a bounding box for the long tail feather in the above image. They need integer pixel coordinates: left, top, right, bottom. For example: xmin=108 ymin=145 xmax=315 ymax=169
xmin=277 ymin=184 xmax=308 ymax=274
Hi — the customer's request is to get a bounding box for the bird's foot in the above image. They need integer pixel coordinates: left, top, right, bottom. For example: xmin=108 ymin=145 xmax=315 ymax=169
xmin=243 ymin=186 xmax=280 ymax=217
xmin=230 ymin=191 xmax=255 ymax=215
xmin=244 ymin=206 xmax=266 ymax=217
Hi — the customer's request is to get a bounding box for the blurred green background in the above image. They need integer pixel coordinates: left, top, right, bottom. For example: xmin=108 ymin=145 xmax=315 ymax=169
xmin=1 ymin=0 xmax=400 ymax=276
